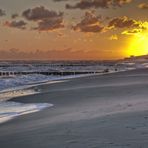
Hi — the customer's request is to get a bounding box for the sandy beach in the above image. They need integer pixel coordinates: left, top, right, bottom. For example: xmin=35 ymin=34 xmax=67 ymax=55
xmin=1 ymin=68 xmax=148 ymax=148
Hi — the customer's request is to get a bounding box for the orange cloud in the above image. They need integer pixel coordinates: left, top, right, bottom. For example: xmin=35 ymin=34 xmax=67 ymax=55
xmin=108 ymin=16 xmax=141 ymax=29
xmin=138 ymin=3 xmax=148 ymax=9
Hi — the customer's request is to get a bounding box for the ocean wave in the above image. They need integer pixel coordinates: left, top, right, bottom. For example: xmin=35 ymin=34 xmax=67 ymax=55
xmin=0 ymin=101 xmax=53 ymax=124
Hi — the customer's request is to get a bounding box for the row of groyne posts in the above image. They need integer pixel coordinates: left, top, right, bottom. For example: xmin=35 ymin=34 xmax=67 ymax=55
xmin=0 ymin=70 xmax=108 ymax=77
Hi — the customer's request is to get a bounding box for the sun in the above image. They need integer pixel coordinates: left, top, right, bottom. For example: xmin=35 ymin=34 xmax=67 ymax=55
xmin=126 ymin=29 xmax=148 ymax=57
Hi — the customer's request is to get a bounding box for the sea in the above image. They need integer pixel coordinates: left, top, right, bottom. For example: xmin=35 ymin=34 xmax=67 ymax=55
xmin=0 ymin=60 xmax=140 ymax=124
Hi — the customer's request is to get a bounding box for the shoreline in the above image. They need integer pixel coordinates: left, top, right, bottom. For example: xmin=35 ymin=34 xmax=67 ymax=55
xmin=0 ymin=69 xmax=135 ymax=125
xmin=0 ymin=72 xmax=114 ymax=103
xmin=0 ymin=73 xmax=103 ymax=124
xmin=0 ymin=67 xmax=128 ymax=96
xmin=1 ymin=68 xmax=148 ymax=147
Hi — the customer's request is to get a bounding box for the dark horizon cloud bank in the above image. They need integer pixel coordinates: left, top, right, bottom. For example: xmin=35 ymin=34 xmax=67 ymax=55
xmin=0 ymin=48 xmax=98 ymax=60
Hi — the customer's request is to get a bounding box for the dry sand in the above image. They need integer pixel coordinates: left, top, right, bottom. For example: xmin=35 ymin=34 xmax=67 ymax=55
xmin=1 ymin=68 xmax=148 ymax=147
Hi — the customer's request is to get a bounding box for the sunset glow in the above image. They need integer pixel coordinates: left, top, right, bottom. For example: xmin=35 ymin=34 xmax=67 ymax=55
xmin=126 ymin=28 xmax=148 ymax=57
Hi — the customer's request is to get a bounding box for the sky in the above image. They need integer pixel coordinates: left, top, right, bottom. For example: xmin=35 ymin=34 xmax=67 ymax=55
xmin=0 ymin=0 xmax=148 ymax=60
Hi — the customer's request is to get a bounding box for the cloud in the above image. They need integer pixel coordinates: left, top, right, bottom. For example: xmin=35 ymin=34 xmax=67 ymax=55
xmin=72 ymin=11 xmax=104 ymax=33
xmin=0 ymin=48 xmax=96 ymax=60
xmin=22 ymin=6 xmax=63 ymax=21
xmin=122 ymin=29 xmax=142 ymax=35
xmin=11 ymin=13 xmax=19 ymax=19
xmin=53 ymin=0 xmax=69 ymax=2
xmin=66 ymin=0 xmax=132 ymax=10
xmin=108 ymin=16 xmax=142 ymax=29
xmin=113 ymin=0 xmax=132 ymax=6
xmin=22 ymin=6 xmax=64 ymax=31
xmin=109 ymin=34 xmax=118 ymax=40
xmin=72 ymin=13 xmax=143 ymax=34
xmin=138 ymin=3 xmax=148 ymax=9
xmin=33 ymin=17 xmax=64 ymax=31
xmin=4 ymin=20 xmax=27 ymax=30
xmin=0 ymin=9 xmax=6 ymax=16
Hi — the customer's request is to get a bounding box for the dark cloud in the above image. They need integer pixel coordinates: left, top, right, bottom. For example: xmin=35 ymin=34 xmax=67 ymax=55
xmin=11 ymin=13 xmax=19 ymax=19
xmin=66 ymin=0 xmax=132 ymax=10
xmin=138 ymin=3 xmax=148 ymax=9
xmin=108 ymin=16 xmax=141 ymax=29
xmin=22 ymin=6 xmax=63 ymax=21
xmin=113 ymin=0 xmax=132 ymax=6
xmin=33 ymin=16 xmax=64 ymax=31
xmin=4 ymin=20 xmax=27 ymax=30
xmin=22 ymin=6 xmax=64 ymax=31
xmin=53 ymin=0 xmax=69 ymax=2
xmin=0 ymin=9 xmax=6 ymax=16
xmin=73 ymin=11 xmax=104 ymax=33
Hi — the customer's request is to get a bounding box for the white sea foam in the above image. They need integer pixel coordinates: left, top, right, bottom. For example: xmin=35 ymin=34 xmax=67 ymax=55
xmin=0 ymin=74 xmax=97 ymax=93
xmin=0 ymin=89 xmax=39 ymax=102
xmin=0 ymin=101 xmax=53 ymax=124
xmin=0 ymin=91 xmax=53 ymax=124
xmin=0 ymin=74 xmax=57 ymax=124
xmin=0 ymin=73 xmax=99 ymax=124
xmin=0 ymin=74 xmax=60 ymax=92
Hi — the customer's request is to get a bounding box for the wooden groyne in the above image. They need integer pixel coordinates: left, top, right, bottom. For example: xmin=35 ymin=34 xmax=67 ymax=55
xmin=0 ymin=71 xmax=103 ymax=77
